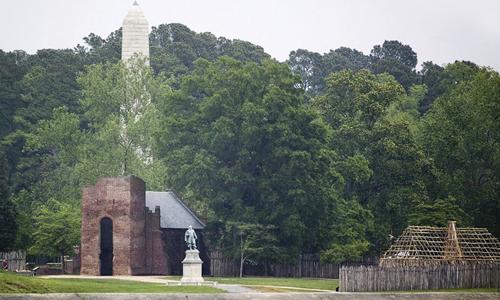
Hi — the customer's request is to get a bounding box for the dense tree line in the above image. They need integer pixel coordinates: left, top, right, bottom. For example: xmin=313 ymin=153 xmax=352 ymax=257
xmin=0 ymin=24 xmax=498 ymax=267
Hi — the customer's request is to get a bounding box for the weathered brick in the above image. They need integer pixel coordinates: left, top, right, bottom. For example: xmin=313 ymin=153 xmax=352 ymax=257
xmin=80 ymin=176 xmax=148 ymax=275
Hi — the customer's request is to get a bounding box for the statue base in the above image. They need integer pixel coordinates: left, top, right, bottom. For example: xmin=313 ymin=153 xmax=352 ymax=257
xmin=181 ymin=249 xmax=204 ymax=283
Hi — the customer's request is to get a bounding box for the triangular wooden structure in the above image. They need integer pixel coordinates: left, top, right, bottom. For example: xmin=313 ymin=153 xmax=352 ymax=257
xmin=380 ymin=221 xmax=500 ymax=266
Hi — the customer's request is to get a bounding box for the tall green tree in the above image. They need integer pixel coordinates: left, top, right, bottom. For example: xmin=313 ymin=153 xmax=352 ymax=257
xmin=313 ymin=69 xmax=404 ymax=130
xmin=367 ymin=119 xmax=430 ymax=236
xmin=156 ymin=57 xmax=355 ymax=260
xmin=4 ymin=49 xmax=86 ymax=195
xmin=409 ymin=196 xmax=468 ymax=227
xmin=30 ymin=199 xmax=80 ymax=272
xmin=287 ymin=49 xmax=325 ymax=95
xmin=79 ymin=29 xmax=122 ymax=64
xmin=313 ymin=69 xmax=431 ymax=252
xmin=0 ymin=50 xmax=29 ymax=199
xmin=321 ymin=197 xmax=372 ymax=263
xmin=420 ymin=67 xmax=500 ymax=235
xmin=13 ymin=57 xmax=168 ymax=252
xmin=0 ymin=50 xmax=29 ymax=140
xmin=419 ymin=61 xmax=447 ymax=113
xmin=0 ymin=156 xmax=17 ymax=252
xmin=24 ymin=56 xmax=168 ymax=193
xmin=287 ymin=47 xmax=371 ymax=97
xmin=419 ymin=61 xmax=481 ymax=114
xmin=371 ymin=40 xmax=417 ymax=69
xmin=4 ymin=23 xmax=275 ymax=254
xmin=149 ymin=23 xmax=269 ymax=78
xmin=222 ymin=222 xmax=278 ymax=277
xmin=370 ymin=40 xmax=419 ymax=90
xmin=323 ymin=47 xmax=371 ymax=73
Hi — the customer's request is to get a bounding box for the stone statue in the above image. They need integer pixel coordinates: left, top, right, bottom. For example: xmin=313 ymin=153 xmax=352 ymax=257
xmin=181 ymin=225 xmax=203 ymax=283
xmin=184 ymin=225 xmax=198 ymax=250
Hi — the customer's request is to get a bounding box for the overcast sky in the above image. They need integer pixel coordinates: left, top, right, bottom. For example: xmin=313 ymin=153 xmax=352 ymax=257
xmin=1 ymin=0 xmax=499 ymax=70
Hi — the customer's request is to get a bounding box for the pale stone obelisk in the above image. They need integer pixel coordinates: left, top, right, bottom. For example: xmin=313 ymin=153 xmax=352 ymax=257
xmin=122 ymin=1 xmax=149 ymax=62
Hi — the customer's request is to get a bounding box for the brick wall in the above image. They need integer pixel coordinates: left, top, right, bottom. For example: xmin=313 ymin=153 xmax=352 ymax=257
xmin=145 ymin=206 xmax=168 ymax=274
xmin=80 ymin=176 xmax=147 ymax=275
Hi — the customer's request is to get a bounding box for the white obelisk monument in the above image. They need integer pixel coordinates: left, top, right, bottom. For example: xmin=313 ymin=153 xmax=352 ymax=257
xmin=122 ymin=1 xmax=149 ymax=62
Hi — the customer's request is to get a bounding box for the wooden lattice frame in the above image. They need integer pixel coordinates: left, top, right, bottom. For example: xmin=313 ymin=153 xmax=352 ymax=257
xmin=380 ymin=221 xmax=500 ymax=266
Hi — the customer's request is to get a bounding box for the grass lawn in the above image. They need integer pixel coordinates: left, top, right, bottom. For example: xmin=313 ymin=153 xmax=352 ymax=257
xmin=0 ymin=271 xmax=223 ymax=294
xmin=166 ymin=275 xmax=499 ymax=293
xmin=167 ymin=276 xmax=339 ymax=291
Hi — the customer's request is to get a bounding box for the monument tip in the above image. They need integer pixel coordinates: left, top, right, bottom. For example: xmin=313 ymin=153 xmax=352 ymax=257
xmin=133 ymin=0 xmax=138 ymax=6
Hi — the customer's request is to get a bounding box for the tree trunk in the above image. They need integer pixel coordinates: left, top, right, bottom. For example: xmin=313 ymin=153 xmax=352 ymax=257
xmin=61 ymin=254 xmax=65 ymax=274
xmin=239 ymin=257 xmax=244 ymax=278
xmin=239 ymin=234 xmax=244 ymax=278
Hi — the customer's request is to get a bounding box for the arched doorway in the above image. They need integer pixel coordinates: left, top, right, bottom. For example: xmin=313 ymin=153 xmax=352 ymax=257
xmin=99 ymin=217 xmax=113 ymax=275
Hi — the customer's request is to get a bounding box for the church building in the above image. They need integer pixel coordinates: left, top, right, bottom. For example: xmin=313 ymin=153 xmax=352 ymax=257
xmin=80 ymin=2 xmax=207 ymax=276
xmin=80 ymin=176 xmax=207 ymax=276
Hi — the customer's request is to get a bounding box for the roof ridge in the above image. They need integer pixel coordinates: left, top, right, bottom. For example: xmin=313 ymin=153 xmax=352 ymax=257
xmin=168 ymin=191 xmax=206 ymax=227
xmin=145 ymin=190 xmax=205 ymax=229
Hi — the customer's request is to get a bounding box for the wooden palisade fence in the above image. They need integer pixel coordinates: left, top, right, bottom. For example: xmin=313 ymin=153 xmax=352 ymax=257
xmin=271 ymin=254 xmax=340 ymax=278
xmin=340 ymin=262 xmax=500 ymax=292
xmin=0 ymin=250 xmax=26 ymax=271
xmin=210 ymin=252 xmax=374 ymax=278
xmin=210 ymin=251 xmax=239 ymax=277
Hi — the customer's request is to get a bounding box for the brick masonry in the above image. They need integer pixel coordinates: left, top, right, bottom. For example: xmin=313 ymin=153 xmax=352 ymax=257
xmin=144 ymin=206 xmax=168 ymax=274
xmin=81 ymin=176 xmax=167 ymax=275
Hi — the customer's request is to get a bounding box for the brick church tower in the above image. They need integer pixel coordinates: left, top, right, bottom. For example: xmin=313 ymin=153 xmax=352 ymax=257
xmin=80 ymin=176 xmax=147 ymax=275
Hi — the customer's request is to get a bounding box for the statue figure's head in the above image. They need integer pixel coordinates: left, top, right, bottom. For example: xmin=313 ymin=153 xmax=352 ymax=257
xmin=188 ymin=225 xmax=192 ymax=230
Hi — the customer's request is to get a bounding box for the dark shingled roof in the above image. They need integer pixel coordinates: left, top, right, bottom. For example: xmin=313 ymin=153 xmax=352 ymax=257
xmin=145 ymin=191 xmax=205 ymax=230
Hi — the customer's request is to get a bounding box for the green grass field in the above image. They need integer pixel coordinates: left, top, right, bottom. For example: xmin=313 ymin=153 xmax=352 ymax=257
xmin=168 ymin=275 xmax=499 ymax=293
xmin=3 ymin=271 xmax=496 ymax=294
xmin=166 ymin=276 xmax=339 ymax=290
xmin=214 ymin=276 xmax=339 ymax=290
xmin=0 ymin=271 xmax=223 ymax=294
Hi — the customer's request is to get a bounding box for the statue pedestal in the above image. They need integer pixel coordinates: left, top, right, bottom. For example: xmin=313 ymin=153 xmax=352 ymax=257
xmin=181 ymin=249 xmax=204 ymax=283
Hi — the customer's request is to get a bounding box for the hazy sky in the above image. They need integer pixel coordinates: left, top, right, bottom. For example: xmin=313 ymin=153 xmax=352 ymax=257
xmin=1 ymin=0 xmax=499 ymax=70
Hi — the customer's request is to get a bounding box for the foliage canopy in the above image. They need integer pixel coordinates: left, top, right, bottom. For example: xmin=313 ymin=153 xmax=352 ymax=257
xmin=0 ymin=23 xmax=498 ymax=266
